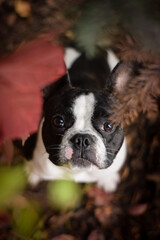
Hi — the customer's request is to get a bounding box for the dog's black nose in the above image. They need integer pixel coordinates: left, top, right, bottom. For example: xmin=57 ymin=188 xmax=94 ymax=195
xmin=70 ymin=134 xmax=93 ymax=150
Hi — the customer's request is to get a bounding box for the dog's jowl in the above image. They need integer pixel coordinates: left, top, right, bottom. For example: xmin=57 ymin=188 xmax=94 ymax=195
xmin=26 ymin=48 xmax=127 ymax=192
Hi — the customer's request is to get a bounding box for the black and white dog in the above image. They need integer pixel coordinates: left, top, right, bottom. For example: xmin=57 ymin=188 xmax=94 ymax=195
xmin=24 ymin=48 xmax=127 ymax=192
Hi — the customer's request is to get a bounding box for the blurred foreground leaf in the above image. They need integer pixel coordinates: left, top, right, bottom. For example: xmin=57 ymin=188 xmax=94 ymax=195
xmin=47 ymin=180 xmax=82 ymax=211
xmin=13 ymin=200 xmax=42 ymax=238
xmin=0 ymin=35 xmax=65 ymax=144
xmin=74 ymin=0 xmax=160 ymax=56
xmin=0 ymin=165 xmax=27 ymax=205
xmin=74 ymin=0 xmax=118 ymax=56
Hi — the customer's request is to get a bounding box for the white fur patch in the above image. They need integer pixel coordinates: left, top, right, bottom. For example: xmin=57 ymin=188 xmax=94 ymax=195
xmin=73 ymin=93 xmax=95 ymax=131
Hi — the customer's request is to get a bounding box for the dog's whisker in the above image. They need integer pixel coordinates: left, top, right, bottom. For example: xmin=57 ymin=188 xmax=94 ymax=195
xmin=47 ymin=145 xmax=65 ymax=150
xmin=105 ymin=146 xmax=117 ymax=150
xmin=47 ymin=146 xmax=61 ymax=149
xmin=105 ymin=147 xmax=117 ymax=152
xmin=57 ymin=133 xmax=64 ymax=137
xmin=52 ymin=153 xmax=60 ymax=158
xmin=107 ymin=149 xmax=116 ymax=152
xmin=107 ymin=152 xmax=115 ymax=156
xmin=48 ymin=144 xmax=60 ymax=147
xmin=47 ymin=147 xmax=63 ymax=150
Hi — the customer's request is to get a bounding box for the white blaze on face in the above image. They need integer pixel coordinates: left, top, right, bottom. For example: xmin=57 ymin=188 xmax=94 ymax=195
xmin=73 ymin=93 xmax=95 ymax=131
xmin=61 ymin=93 xmax=107 ymax=167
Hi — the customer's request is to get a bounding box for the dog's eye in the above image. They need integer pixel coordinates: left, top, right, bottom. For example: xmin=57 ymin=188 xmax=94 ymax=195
xmin=53 ymin=116 xmax=65 ymax=128
xmin=103 ymin=121 xmax=113 ymax=132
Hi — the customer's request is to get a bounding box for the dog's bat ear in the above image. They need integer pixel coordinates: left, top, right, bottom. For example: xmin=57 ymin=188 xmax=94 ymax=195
xmin=42 ymin=73 xmax=72 ymax=101
xmin=111 ymin=61 xmax=143 ymax=92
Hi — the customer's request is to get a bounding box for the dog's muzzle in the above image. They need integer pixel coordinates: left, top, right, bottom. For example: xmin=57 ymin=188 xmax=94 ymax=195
xmin=68 ymin=133 xmax=98 ymax=168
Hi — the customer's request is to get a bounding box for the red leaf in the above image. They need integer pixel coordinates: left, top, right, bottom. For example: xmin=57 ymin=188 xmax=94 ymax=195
xmin=0 ymin=35 xmax=66 ymax=143
xmin=128 ymin=203 xmax=148 ymax=216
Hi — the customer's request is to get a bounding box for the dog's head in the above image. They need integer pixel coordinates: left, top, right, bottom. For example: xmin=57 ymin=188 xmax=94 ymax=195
xmin=41 ymin=52 xmax=131 ymax=170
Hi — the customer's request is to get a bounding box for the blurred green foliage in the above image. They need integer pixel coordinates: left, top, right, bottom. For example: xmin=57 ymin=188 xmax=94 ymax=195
xmin=74 ymin=0 xmax=160 ymax=56
xmin=0 ymin=165 xmax=83 ymax=238
xmin=12 ymin=200 xmax=42 ymax=238
xmin=0 ymin=165 xmax=43 ymax=238
xmin=0 ymin=165 xmax=27 ymax=206
xmin=75 ymin=0 xmax=118 ymax=56
xmin=47 ymin=180 xmax=82 ymax=211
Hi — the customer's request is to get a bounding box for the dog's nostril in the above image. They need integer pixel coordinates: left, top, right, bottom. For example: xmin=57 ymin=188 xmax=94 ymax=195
xmin=84 ymin=138 xmax=90 ymax=146
xmin=75 ymin=137 xmax=82 ymax=147
xmin=70 ymin=135 xmax=82 ymax=148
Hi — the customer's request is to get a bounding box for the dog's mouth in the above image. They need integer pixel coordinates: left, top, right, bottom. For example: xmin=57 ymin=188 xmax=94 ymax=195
xmin=69 ymin=157 xmax=99 ymax=170
xmin=48 ymin=145 xmax=100 ymax=169
xmin=62 ymin=145 xmax=99 ymax=169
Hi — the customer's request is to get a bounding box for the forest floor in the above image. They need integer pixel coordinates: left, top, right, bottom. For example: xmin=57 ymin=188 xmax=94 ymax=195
xmin=0 ymin=1 xmax=160 ymax=239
